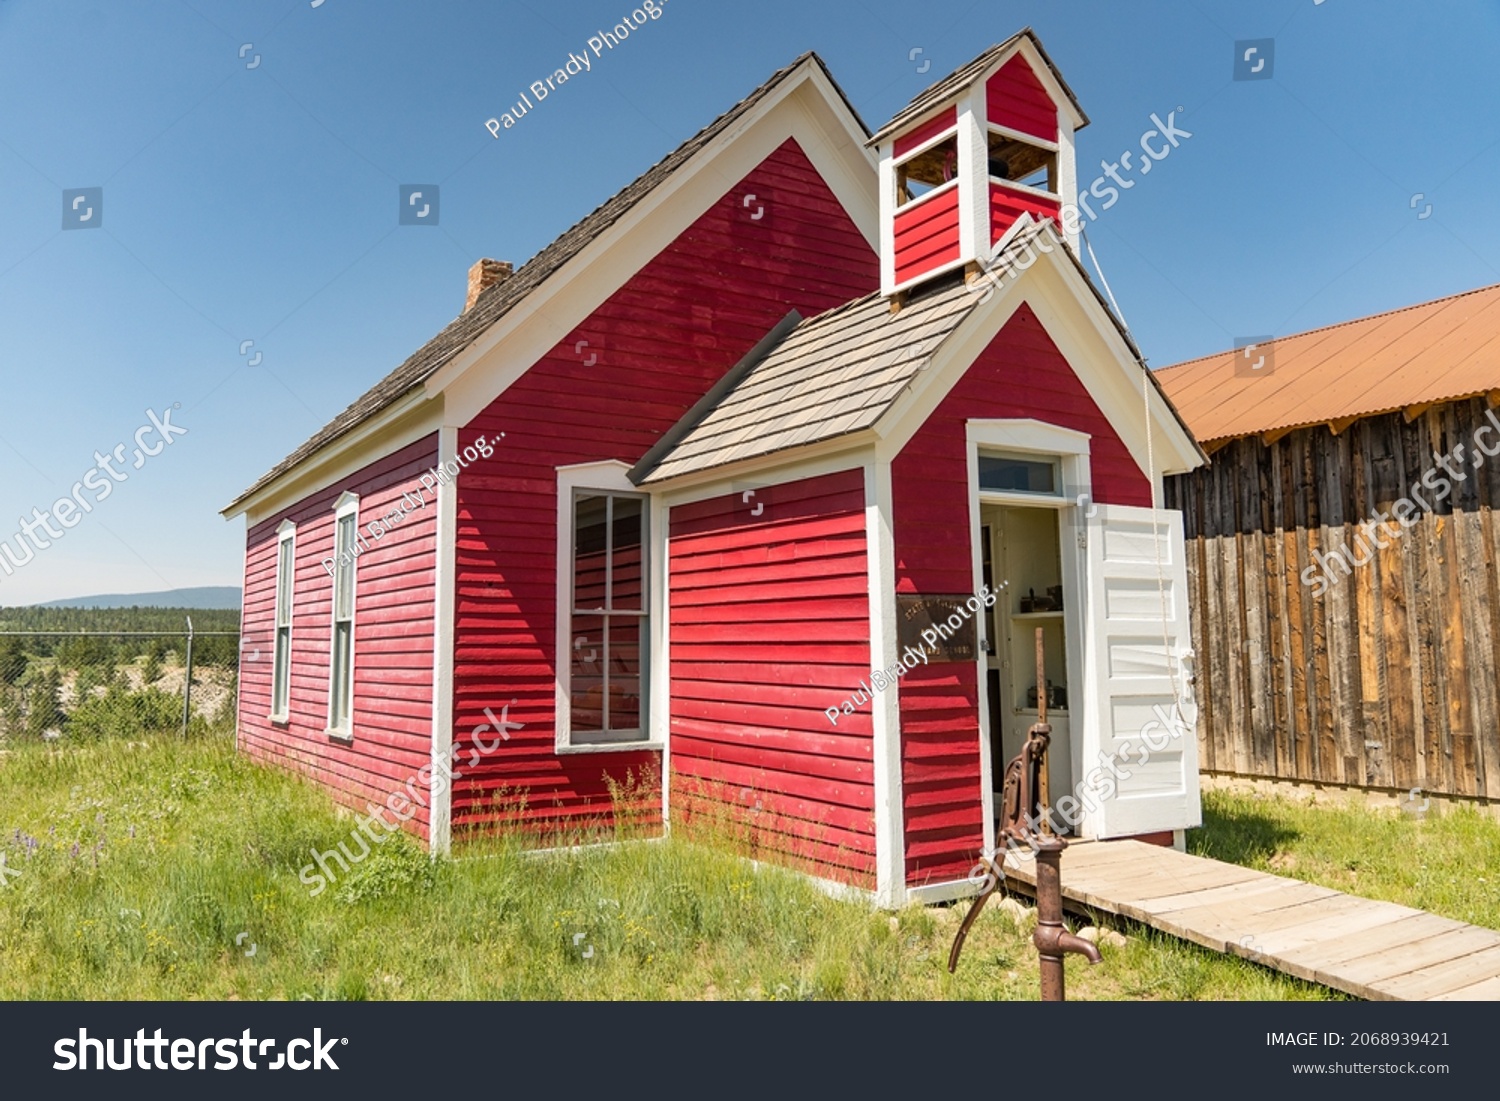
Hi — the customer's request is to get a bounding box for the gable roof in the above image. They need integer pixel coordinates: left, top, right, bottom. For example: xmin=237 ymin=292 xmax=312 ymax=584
xmin=224 ymin=52 xmax=868 ymax=516
xmin=1155 ymin=282 xmax=1500 ymax=445
xmin=867 ymin=27 xmax=1088 ymax=147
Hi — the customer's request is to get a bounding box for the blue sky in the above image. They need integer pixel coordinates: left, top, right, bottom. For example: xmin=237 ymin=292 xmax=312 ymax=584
xmin=1 ymin=0 xmax=1497 ymax=605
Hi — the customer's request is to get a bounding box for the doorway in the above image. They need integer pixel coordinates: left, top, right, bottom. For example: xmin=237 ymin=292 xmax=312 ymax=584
xmin=981 ymin=503 xmax=1074 ymax=833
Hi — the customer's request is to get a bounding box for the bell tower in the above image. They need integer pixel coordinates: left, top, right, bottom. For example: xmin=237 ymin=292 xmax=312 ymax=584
xmin=869 ymin=29 xmax=1088 ymax=298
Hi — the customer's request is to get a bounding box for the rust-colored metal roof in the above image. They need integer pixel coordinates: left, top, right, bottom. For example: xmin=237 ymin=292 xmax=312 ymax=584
xmin=1155 ymin=283 xmax=1500 ymax=445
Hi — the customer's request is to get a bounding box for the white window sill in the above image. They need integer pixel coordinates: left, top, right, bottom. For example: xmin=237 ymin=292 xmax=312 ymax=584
xmin=269 ymin=712 xmax=289 ymax=726
xmin=325 ymin=728 xmax=354 ymax=744
xmin=555 ymin=741 xmax=663 ymax=756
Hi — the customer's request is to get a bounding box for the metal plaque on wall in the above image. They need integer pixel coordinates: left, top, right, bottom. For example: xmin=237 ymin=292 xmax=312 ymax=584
xmin=896 ymin=594 xmax=978 ymax=663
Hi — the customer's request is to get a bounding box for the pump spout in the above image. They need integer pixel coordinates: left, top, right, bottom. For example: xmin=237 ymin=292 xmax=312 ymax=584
xmin=1031 ymin=837 xmax=1100 ymax=1000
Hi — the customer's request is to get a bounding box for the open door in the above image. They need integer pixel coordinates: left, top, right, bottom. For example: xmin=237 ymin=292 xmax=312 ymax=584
xmin=1080 ymin=504 xmax=1200 ymax=839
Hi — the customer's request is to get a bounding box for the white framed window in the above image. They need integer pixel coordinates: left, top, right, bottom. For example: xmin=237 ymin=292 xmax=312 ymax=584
xmin=554 ymin=462 xmax=655 ymax=752
xmin=271 ymin=519 xmax=296 ymax=722
xmin=327 ymin=491 xmax=360 ymax=740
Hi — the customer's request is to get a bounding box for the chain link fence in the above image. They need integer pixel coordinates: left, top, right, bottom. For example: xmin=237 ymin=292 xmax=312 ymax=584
xmin=0 ymin=619 xmax=239 ymax=744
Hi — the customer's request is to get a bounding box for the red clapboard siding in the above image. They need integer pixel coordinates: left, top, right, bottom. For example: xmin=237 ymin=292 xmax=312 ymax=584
xmin=986 ymin=53 xmax=1058 ymax=143
xmin=667 ymin=470 xmax=876 ymax=888
xmin=893 ymin=106 xmax=957 ymax=158
xmin=892 ymin=306 xmax=1151 ymax=887
xmin=451 ymin=139 xmax=879 ymax=844
xmin=238 ymin=435 xmax=440 ymax=841
xmin=894 ymin=186 xmax=962 ymax=285
xmin=990 ymin=181 xmax=1062 ymax=244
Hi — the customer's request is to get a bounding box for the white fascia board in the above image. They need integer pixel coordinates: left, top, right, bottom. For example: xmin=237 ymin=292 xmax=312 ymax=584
xmin=650 ymin=439 xmax=875 ymax=508
xmin=233 ymin=391 xmax=443 ymax=526
xmin=435 ymin=68 xmax=880 ymax=428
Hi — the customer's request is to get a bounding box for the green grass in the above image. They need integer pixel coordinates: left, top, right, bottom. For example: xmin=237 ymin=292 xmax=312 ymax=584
xmin=0 ymin=737 xmax=1336 ymax=1000
xmin=1192 ymin=787 xmax=1500 ymax=932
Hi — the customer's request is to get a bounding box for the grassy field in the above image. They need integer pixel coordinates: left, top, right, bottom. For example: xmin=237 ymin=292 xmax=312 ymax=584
xmin=1191 ymin=786 xmax=1500 ymax=932
xmin=0 ymin=737 xmax=1372 ymax=1000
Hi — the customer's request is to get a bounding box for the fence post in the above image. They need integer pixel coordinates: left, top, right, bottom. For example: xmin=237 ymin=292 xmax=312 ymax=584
xmin=181 ymin=615 xmax=194 ymax=738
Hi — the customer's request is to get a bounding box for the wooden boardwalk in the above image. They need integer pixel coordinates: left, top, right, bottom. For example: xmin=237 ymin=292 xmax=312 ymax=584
xmin=1000 ymin=839 xmax=1500 ymax=1000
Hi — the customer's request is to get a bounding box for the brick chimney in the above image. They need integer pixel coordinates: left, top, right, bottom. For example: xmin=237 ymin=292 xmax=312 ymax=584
xmin=465 ymin=258 xmax=513 ymax=313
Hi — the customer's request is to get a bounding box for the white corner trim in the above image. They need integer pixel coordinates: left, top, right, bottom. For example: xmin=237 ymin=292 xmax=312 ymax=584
xmin=866 ymin=460 xmax=906 ymax=909
xmin=650 ymin=488 xmax=671 ymax=827
xmin=429 ymin=426 xmax=457 ymax=856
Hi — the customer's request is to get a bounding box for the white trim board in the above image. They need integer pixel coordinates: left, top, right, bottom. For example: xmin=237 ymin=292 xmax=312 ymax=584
xmin=429 ymin=425 xmax=458 ymax=856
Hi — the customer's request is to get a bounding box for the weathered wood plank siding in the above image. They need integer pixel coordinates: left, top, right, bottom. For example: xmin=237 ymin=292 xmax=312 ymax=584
xmin=1165 ymin=397 xmax=1500 ymax=800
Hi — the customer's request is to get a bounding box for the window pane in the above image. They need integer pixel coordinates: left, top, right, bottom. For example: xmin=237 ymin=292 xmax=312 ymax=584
xmin=335 ymin=514 xmax=356 ymax=620
xmin=979 ymin=454 xmax=1058 ymax=495
xmin=276 ymin=540 xmax=293 ymax=627
xmin=273 ymin=625 xmax=290 ymax=713
xmin=570 ymin=614 xmax=605 ymax=731
xmin=331 ymin=621 xmax=352 ymax=727
xmin=611 ymin=496 xmax=643 ymax=612
xmin=573 ymin=495 xmax=608 ymax=612
xmin=605 ymin=616 xmax=643 ymax=732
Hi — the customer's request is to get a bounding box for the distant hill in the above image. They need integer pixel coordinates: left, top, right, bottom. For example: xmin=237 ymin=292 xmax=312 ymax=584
xmin=36 ymin=586 xmax=243 ymax=611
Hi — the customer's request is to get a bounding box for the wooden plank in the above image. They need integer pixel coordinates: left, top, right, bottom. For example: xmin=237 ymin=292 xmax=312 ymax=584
xmin=1369 ymin=942 xmax=1500 ymax=1001
xmin=1304 ymin=431 xmax=1339 ymax=781
xmin=1286 ymin=434 xmax=1314 ymax=779
xmin=1431 ymin=972 xmax=1500 ymax=1000
xmin=1476 ymin=396 xmax=1500 ymax=800
xmin=1286 ymin=912 xmax=1460 ymax=971
xmin=1267 ymin=438 xmax=1294 ymax=779
xmin=1373 ymin=412 xmax=1418 ymax=792
xmin=1330 ymin=925 xmax=1500 ymax=990
xmin=1202 ymin=460 xmax=1230 ymax=772
xmin=1133 ymin=873 xmax=1312 ymax=915
xmin=1352 ymin=419 xmax=1389 ymax=788
xmin=1408 ymin=413 xmax=1446 ymax=793
xmin=1436 ymin=406 xmax=1477 ymax=795
xmin=1244 ymin=897 xmax=1419 ymax=958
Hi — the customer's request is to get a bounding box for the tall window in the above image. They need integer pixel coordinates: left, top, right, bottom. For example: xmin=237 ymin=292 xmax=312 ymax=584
xmin=328 ymin=492 xmax=359 ymax=738
xmin=271 ymin=520 xmax=295 ymax=721
xmin=569 ymin=490 xmax=647 ymax=744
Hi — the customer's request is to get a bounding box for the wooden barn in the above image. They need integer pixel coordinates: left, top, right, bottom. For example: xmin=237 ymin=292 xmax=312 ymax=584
xmin=223 ymin=29 xmax=1205 ymax=908
xmin=1159 ymin=283 xmax=1500 ymax=806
